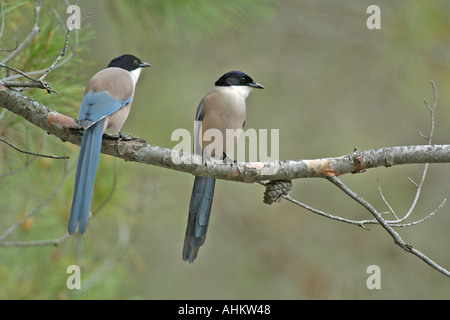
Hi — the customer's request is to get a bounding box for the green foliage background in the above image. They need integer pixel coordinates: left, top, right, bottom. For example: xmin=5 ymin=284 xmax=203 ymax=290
xmin=0 ymin=0 xmax=449 ymax=299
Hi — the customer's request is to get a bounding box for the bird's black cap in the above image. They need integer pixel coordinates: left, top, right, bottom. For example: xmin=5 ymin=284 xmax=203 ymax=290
xmin=107 ymin=54 xmax=151 ymax=71
xmin=215 ymin=70 xmax=264 ymax=89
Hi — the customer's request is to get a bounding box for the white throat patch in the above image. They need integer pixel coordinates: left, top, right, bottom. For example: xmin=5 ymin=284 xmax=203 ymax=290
xmin=230 ymin=85 xmax=253 ymax=99
xmin=129 ymin=68 xmax=142 ymax=85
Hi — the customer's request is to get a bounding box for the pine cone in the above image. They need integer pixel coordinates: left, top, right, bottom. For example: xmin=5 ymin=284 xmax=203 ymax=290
xmin=263 ymin=180 xmax=292 ymax=205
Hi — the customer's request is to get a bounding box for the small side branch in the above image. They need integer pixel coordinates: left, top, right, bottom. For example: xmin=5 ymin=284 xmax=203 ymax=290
xmin=0 ymin=80 xmax=57 ymax=93
xmin=0 ymin=137 xmax=68 ymax=159
xmin=327 ymin=175 xmax=449 ymax=278
xmin=0 ymin=63 xmax=57 ymax=94
xmin=0 ymin=234 xmax=70 ymax=247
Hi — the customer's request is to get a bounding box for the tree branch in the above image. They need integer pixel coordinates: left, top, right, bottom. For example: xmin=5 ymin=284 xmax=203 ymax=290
xmin=0 ymin=87 xmax=449 ymax=183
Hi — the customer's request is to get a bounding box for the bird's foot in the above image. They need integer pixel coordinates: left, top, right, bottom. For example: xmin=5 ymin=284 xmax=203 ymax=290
xmin=222 ymin=152 xmax=237 ymax=164
xmin=117 ymin=131 xmax=132 ymax=143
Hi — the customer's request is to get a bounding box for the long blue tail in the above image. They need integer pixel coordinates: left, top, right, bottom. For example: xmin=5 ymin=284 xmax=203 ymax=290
xmin=68 ymin=120 xmax=105 ymax=235
xmin=182 ymin=176 xmax=216 ymax=263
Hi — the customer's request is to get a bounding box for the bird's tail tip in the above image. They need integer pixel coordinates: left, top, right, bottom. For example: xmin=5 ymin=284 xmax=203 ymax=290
xmin=67 ymin=217 xmax=87 ymax=235
xmin=182 ymin=244 xmax=199 ymax=263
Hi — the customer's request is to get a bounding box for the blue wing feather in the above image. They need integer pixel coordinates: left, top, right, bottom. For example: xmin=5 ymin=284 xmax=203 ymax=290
xmin=79 ymin=91 xmax=132 ymax=128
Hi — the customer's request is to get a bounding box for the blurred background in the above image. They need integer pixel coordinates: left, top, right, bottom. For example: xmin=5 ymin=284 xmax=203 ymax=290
xmin=0 ymin=0 xmax=449 ymax=299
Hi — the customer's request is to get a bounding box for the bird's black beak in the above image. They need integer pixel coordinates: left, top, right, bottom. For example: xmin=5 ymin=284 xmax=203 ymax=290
xmin=248 ymin=82 xmax=264 ymax=89
xmin=139 ymin=62 xmax=151 ymax=68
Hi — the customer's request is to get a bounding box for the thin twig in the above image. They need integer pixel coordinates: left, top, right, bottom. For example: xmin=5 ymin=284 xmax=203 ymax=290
xmin=0 ymin=62 xmax=42 ymax=82
xmin=282 ymin=194 xmax=370 ymax=228
xmin=377 ymin=180 xmax=399 ymax=220
xmin=407 ymin=177 xmax=419 ymax=188
xmin=402 ymin=163 xmax=428 ymax=221
xmin=0 ymin=234 xmax=70 ymax=247
xmin=391 ymin=198 xmax=447 ymax=227
xmin=0 ymin=41 xmax=19 ymax=52
xmin=0 ymin=126 xmax=49 ymax=179
xmin=0 ymin=137 xmax=69 ymax=159
xmin=327 ymin=176 xmax=406 ymax=244
xmin=424 ymin=82 xmax=437 ymax=137
xmin=39 ymin=29 xmax=72 ymax=81
xmin=395 ymin=81 xmax=438 ymax=222
xmin=0 ymin=62 xmax=56 ymax=93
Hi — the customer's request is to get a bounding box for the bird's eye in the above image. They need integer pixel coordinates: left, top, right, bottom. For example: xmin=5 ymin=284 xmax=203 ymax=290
xmin=240 ymin=76 xmax=246 ymax=83
xmin=133 ymin=60 xmax=139 ymax=65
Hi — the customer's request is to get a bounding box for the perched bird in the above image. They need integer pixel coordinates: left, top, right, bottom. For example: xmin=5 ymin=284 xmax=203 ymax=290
xmin=183 ymin=70 xmax=264 ymax=263
xmin=68 ymin=54 xmax=150 ymax=235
